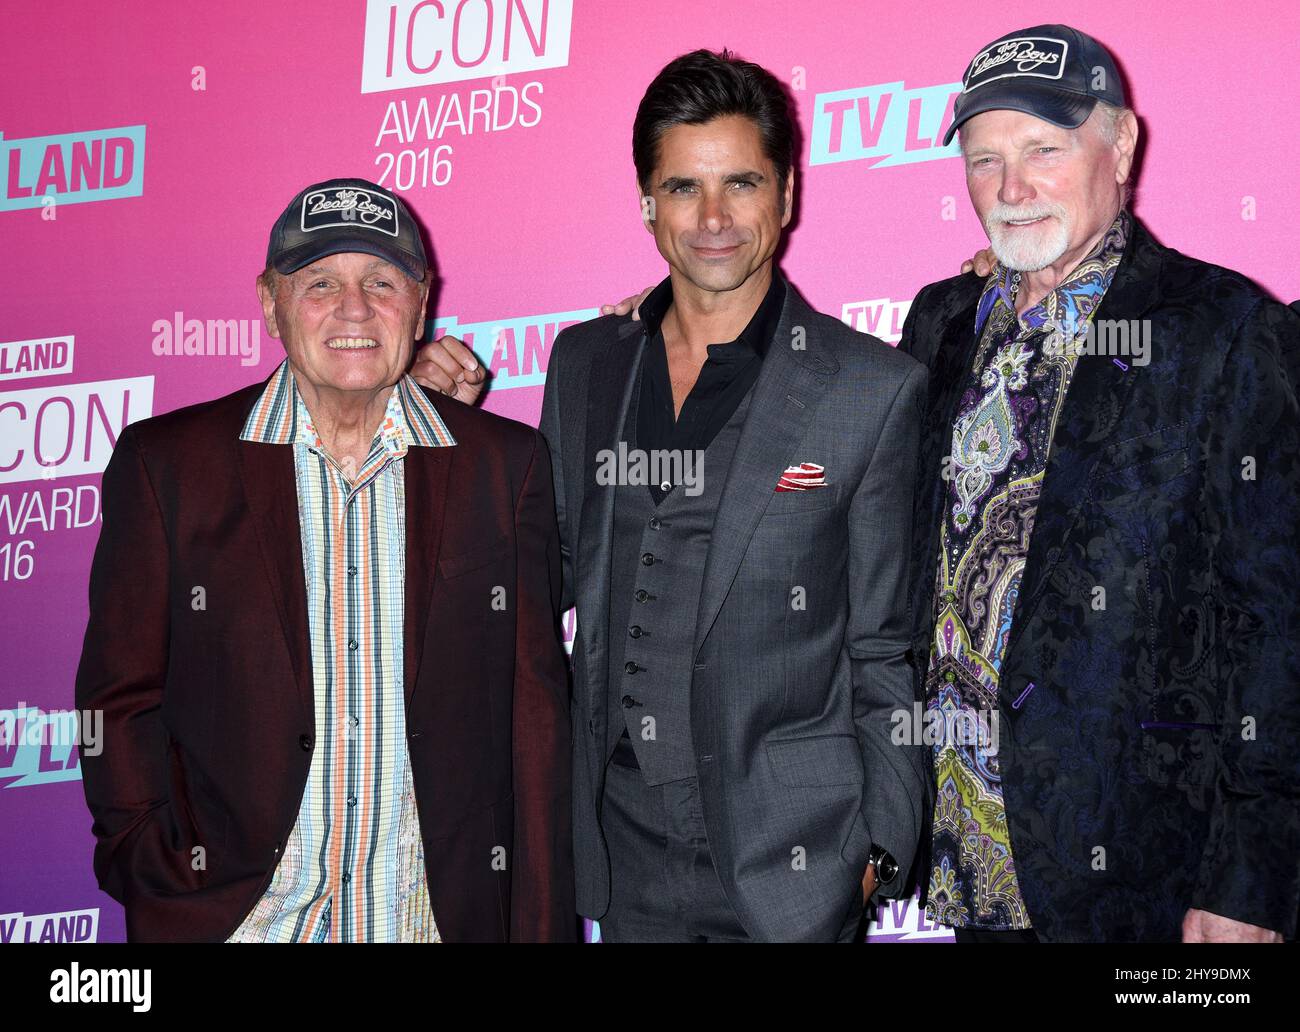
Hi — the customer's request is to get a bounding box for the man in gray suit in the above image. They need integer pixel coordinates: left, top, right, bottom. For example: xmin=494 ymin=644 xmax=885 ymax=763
xmin=413 ymin=48 xmax=927 ymax=942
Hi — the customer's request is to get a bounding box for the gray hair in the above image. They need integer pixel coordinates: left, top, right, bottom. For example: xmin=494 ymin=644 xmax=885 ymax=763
xmin=1090 ymin=101 xmax=1136 ymax=208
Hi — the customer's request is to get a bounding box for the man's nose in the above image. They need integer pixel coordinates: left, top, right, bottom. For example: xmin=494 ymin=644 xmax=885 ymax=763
xmin=335 ymin=281 xmax=374 ymax=322
xmin=999 ymin=164 xmax=1035 ymax=207
xmin=699 ymin=189 xmax=734 ymax=233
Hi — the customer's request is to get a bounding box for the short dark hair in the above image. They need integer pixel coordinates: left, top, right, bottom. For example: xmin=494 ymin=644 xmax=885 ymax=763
xmin=633 ymin=48 xmax=795 ymax=194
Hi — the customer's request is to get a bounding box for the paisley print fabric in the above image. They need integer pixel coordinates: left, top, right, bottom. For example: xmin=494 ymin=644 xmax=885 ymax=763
xmin=924 ymin=213 xmax=1129 ymax=929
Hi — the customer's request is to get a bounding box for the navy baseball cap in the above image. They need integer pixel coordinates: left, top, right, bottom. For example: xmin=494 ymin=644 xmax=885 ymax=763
xmin=944 ymin=24 xmax=1126 ymax=146
xmin=266 ymin=177 xmax=428 ymax=280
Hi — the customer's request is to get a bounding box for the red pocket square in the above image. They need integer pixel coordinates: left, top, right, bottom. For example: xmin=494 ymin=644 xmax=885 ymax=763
xmin=776 ymin=462 xmax=827 ymax=492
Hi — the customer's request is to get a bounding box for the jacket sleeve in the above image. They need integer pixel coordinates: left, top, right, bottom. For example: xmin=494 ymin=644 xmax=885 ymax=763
xmin=74 ymin=426 xmax=203 ymax=910
xmin=537 ymin=336 xmax=575 ymax=614
xmin=848 ymin=360 xmax=930 ymax=899
xmin=509 ymin=429 xmax=577 ymax=941
xmin=1190 ymin=297 xmax=1300 ymax=937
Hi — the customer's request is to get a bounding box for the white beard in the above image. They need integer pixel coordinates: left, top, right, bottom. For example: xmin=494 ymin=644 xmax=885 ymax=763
xmin=984 ymin=203 xmax=1071 ymax=271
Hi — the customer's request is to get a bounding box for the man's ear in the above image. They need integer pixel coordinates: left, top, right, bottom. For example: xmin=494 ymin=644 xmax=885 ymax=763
xmin=638 ymin=177 xmax=655 ymax=234
xmin=416 ymin=277 xmax=432 ymax=335
xmin=1114 ymin=109 xmax=1140 ymax=187
xmin=257 ymin=275 xmax=282 ymax=340
xmin=780 ymin=169 xmax=795 ymax=229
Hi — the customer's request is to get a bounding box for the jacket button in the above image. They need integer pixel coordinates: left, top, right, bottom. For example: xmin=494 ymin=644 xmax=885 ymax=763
xmin=648 ymin=517 xmax=661 ymax=530
xmin=641 ymin=552 xmax=655 ymax=566
xmin=299 ymin=734 xmax=313 ymax=751
xmin=273 ymin=842 xmax=282 ymax=857
xmin=624 ymin=661 xmax=639 ymax=674
xmin=628 ymin=625 xmax=643 ymax=638
xmin=622 ymin=695 xmax=636 ymax=708
xmin=634 ymin=589 xmax=649 ymax=603
xmin=409 ymin=729 xmax=422 ymax=739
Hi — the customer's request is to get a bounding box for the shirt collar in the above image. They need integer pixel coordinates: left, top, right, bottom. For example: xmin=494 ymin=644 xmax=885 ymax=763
xmin=638 ymin=267 xmax=787 ymax=361
xmin=975 ymin=209 xmax=1131 ymax=338
xmin=239 ymin=359 xmax=457 ymax=449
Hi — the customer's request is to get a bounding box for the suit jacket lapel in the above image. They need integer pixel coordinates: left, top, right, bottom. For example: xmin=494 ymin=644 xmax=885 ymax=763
xmin=237 ymin=438 xmax=314 ymax=720
xmin=692 ymin=286 xmax=834 ymax=659
xmin=403 ymin=444 xmax=454 ymax=704
xmin=911 ymin=289 xmax=984 ymax=653
xmin=1005 ymin=217 xmax=1165 ymax=660
xmin=575 ymin=321 xmax=645 ymax=673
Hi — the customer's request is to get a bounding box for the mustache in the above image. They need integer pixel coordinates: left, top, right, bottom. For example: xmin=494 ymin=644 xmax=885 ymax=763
xmin=984 ymin=202 xmax=1068 ymax=226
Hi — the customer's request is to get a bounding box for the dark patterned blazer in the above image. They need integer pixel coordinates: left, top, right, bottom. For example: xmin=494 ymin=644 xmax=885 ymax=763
xmin=898 ymin=215 xmax=1300 ymax=942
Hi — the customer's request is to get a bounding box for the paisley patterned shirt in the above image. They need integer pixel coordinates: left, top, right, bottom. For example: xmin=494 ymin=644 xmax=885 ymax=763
xmin=925 ymin=212 xmax=1130 ymax=929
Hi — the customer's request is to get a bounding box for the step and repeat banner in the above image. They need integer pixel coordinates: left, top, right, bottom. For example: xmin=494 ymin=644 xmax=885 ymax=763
xmin=1 ymin=0 xmax=1296 ymax=943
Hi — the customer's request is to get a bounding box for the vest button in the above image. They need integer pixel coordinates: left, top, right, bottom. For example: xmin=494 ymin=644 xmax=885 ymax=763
xmin=641 ymin=552 xmax=655 ymax=566
xmin=624 ymin=661 xmax=639 ymax=674
xmin=622 ymin=694 xmax=636 ymax=708
xmin=648 ymin=517 xmax=661 ymax=530
xmin=634 ymin=589 xmax=649 ymax=602
xmin=629 ymin=625 xmax=643 ymax=638
xmin=299 ymin=734 xmax=313 ymax=751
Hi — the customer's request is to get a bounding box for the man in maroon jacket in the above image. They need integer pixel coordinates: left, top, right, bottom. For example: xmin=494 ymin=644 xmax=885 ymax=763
xmin=75 ymin=177 xmax=575 ymax=942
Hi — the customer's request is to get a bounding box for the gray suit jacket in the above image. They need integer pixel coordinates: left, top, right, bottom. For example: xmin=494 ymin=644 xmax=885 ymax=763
xmin=539 ymin=273 xmax=928 ymax=941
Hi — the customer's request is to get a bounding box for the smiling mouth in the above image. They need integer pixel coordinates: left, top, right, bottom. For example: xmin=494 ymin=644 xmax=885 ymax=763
xmin=326 ymin=337 xmax=379 ymax=350
xmin=1003 ymin=216 xmax=1048 ymax=227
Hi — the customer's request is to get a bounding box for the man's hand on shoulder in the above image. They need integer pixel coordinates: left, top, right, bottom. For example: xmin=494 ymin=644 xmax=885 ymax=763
xmin=599 ymin=285 xmax=655 ymax=322
xmin=960 ymin=247 xmax=997 ymax=278
xmin=411 ymin=335 xmax=486 ymax=405
xmin=1182 ymin=908 xmax=1282 ymax=942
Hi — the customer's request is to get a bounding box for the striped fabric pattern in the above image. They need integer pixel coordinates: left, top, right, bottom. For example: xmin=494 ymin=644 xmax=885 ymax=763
xmin=228 ymin=359 xmax=455 ymax=942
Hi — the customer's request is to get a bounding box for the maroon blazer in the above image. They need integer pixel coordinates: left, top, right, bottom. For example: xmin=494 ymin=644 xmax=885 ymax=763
xmin=75 ymin=376 xmax=575 ymax=942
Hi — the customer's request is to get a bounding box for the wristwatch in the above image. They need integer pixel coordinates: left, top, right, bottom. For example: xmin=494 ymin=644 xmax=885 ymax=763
xmin=866 ymin=844 xmax=899 ymax=884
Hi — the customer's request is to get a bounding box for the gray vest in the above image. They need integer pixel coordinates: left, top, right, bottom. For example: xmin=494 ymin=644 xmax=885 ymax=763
xmin=606 ymin=352 xmax=755 ymax=786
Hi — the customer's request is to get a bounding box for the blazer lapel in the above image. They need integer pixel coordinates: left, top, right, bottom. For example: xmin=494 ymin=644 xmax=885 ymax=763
xmin=237 ymin=438 xmax=314 ymax=720
xmin=575 ymin=322 xmax=645 ymax=671
xmin=1004 ymin=217 xmax=1165 ymax=661
xmin=403 ymin=444 xmax=454 ymax=705
xmin=911 ymin=291 xmax=984 ymax=652
xmin=692 ymin=286 xmax=834 ymax=659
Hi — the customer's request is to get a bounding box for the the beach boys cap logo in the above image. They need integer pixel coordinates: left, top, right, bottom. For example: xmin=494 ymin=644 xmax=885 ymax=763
xmin=964 ymin=37 xmax=1067 ymax=92
xmin=302 ymin=187 xmax=399 ymax=237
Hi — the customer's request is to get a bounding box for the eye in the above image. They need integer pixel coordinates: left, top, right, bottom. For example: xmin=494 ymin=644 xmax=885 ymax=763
xmin=309 ymin=279 xmax=330 ymax=289
xmin=731 ymin=180 xmax=756 ymax=190
xmin=1036 ymin=147 xmax=1059 ymax=155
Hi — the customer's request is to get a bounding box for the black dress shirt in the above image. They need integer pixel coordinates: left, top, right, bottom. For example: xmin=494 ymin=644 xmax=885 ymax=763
xmin=636 ymin=270 xmax=786 ymax=504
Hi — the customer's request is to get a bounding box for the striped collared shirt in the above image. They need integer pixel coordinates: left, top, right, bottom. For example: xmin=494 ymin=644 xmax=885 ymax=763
xmin=228 ymin=358 xmax=455 ymax=942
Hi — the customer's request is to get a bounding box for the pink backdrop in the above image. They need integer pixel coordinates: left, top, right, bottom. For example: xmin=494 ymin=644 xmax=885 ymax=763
xmin=2 ymin=0 xmax=1296 ymax=943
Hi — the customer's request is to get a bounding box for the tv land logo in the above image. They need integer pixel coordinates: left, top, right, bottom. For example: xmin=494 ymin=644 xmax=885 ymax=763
xmin=865 ymin=893 xmax=954 ymax=942
xmin=0 ymin=703 xmax=97 ymax=788
xmin=1 ymin=126 xmax=145 ymax=212
xmin=840 ymin=297 xmax=913 ymax=343
xmin=810 ymin=81 xmax=961 ymax=169
xmin=1 ymin=908 xmax=100 ymax=944
xmin=361 ymin=0 xmax=573 ymax=94
xmin=429 ymin=305 xmax=593 ymax=391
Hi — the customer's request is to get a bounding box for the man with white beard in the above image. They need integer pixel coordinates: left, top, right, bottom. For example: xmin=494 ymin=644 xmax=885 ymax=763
xmin=410 ymin=23 xmax=1299 ymax=944
xmin=897 ymin=24 xmax=1299 ymax=943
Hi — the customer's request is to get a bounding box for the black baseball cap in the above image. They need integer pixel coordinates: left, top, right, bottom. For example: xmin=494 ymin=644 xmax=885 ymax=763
xmin=266 ymin=177 xmax=428 ymax=280
xmin=944 ymin=24 xmax=1126 ymax=146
